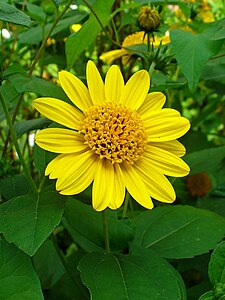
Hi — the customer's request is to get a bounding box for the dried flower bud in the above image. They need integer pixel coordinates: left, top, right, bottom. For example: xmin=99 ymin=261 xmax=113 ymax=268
xmin=138 ymin=7 xmax=160 ymax=32
xmin=186 ymin=172 xmax=212 ymax=197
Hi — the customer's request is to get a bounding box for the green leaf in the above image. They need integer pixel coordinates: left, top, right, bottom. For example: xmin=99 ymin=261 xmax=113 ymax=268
xmin=0 ymin=174 xmax=29 ymax=200
xmin=131 ymin=205 xmax=225 ymax=259
xmin=198 ymin=291 xmax=214 ymax=300
xmin=78 ymin=250 xmax=186 ymax=300
xmin=63 ymin=198 xmax=134 ymax=252
xmin=14 ymin=118 xmax=51 ymax=138
xmin=0 ymin=2 xmax=32 ymax=27
xmin=19 ymin=13 xmax=87 ymax=45
xmin=0 ymin=236 xmax=44 ymax=300
xmin=26 ymin=3 xmax=46 ymax=22
xmin=6 ymin=73 xmax=69 ymax=101
xmin=0 ymin=82 xmax=19 ymax=117
xmin=66 ymin=0 xmax=115 ymax=67
xmin=32 ymin=238 xmax=65 ymax=289
xmin=33 ymin=144 xmax=57 ymax=176
xmin=0 ymin=191 xmax=65 ymax=256
xmin=171 ymin=28 xmax=223 ymax=91
xmin=209 ymin=241 xmax=225 ymax=285
xmin=184 ymin=146 xmax=225 ymax=175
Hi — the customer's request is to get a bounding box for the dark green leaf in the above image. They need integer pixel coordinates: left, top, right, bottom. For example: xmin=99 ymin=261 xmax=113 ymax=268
xmin=32 ymin=238 xmax=65 ymax=289
xmin=131 ymin=205 xmax=225 ymax=259
xmin=0 ymin=236 xmax=44 ymax=299
xmin=66 ymin=0 xmax=115 ymax=67
xmin=0 ymin=82 xmax=19 ymax=117
xmin=63 ymin=198 xmax=134 ymax=252
xmin=0 ymin=2 xmax=32 ymax=27
xmin=0 ymin=191 xmax=65 ymax=255
xmin=6 ymin=72 xmax=69 ymax=101
xmin=0 ymin=174 xmax=29 ymax=200
xmin=26 ymin=3 xmax=46 ymax=22
xmin=78 ymin=250 xmax=186 ymax=300
xmin=208 ymin=241 xmax=225 ymax=285
xmin=171 ymin=28 xmax=223 ymax=91
xmin=33 ymin=144 xmax=57 ymax=176
xmin=184 ymin=146 xmax=225 ymax=175
xmin=14 ymin=118 xmax=51 ymax=138
xmin=198 ymin=291 xmax=214 ymax=300
xmin=19 ymin=13 xmax=87 ymax=45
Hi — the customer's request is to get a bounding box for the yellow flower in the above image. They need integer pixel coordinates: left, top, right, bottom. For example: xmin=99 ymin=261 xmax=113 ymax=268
xmin=33 ymin=61 xmax=190 ymax=211
xmin=100 ymin=31 xmax=170 ymax=65
xmin=71 ymin=24 xmax=82 ymax=32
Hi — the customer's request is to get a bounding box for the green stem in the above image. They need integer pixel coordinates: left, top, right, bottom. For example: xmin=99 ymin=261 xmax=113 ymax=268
xmin=51 ymin=234 xmax=89 ymax=299
xmin=149 ymin=61 xmax=156 ymax=77
xmin=0 ymin=92 xmax=37 ymax=194
xmin=102 ymin=210 xmax=110 ymax=254
xmin=122 ymin=192 xmax=130 ymax=220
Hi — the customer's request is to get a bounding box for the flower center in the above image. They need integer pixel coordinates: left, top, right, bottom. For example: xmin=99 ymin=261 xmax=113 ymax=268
xmin=80 ymin=102 xmax=147 ymax=164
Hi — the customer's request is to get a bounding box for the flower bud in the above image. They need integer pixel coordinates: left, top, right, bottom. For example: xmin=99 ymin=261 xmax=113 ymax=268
xmin=138 ymin=7 xmax=160 ymax=32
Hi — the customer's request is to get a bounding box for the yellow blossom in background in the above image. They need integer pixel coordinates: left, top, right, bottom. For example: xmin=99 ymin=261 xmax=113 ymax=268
xmin=71 ymin=24 xmax=82 ymax=33
xmin=100 ymin=31 xmax=170 ymax=64
xmin=33 ymin=61 xmax=190 ymax=211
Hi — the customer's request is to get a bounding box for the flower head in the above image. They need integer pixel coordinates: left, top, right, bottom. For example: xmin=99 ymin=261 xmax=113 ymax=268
xmin=100 ymin=31 xmax=170 ymax=65
xmin=33 ymin=61 xmax=190 ymax=211
xmin=138 ymin=6 xmax=160 ymax=32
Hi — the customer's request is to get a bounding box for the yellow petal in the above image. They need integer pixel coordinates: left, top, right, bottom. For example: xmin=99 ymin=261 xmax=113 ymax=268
xmin=57 ymin=151 xmax=97 ymax=195
xmin=35 ymin=128 xmax=88 ymax=153
xmin=134 ymin=159 xmax=176 ymax=203
xmin=100 ymin=49 xmax=127 ymax=64
xmin=45 ymin=151 xmax=92 ymax=179
xmin=45 ymin=154 xmax=65 ymax=178
xmin=150 ymin=140 xmax=186 ymax=157
xmin=120 ymin=70 xmax=150 ymax=110
xmin=108 ymin=163 xmax=125 ymax=210
xmin=143 ymin=109 xmax=190 ymax=142
xmin=86 ymin=60 xmax=106 ymax=104
xmin=138 ymin=92 xmax=166 ymax=116
xmin=33 ymin=98 xmax=84 ymax=130
xmin=92 ymin=159 xmax=114 ymax=211
xmin=59 ymin=71 xmax=92 ymax=111
xmin=144 ymin=145 xmax=190 ymax=177
xmin=105 ymin=65 xmax=124 ymax=102
xmin=120 ymin=162 xmax=153 ymax=209
xmin=142 ymin=108 xmax=180 ymax=121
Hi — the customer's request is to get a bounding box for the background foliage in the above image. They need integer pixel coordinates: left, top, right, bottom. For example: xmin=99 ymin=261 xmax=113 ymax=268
xmin=1 ymin=0 xmax=225 ymax=299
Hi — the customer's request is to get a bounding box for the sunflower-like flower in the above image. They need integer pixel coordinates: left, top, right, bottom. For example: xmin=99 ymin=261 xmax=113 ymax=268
xmin=100 ymin=31 xmax=170 ymax=65
xmin=33 ymin=61 xmax=190 ymax=211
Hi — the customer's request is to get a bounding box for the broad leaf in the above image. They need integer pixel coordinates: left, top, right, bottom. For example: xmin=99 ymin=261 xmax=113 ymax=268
xmin=0 ymin=174 xmax=29 ymax=200
xmin=32 ymin=238 xmax=65 ymax=289
xmin=0 ymin=2 xmax=32 ymax=27
xmin=66 ymin=0 xmax=115 ymax=67
xmin=208 ymin=241 xmax=225 ymax=285
xmin=78 ymin=250 xmax=186 ymax=300
xmin=171 ymin=26 xmax=223 ymax=91
xmin=0 ymin=191 xmax=65 ymax=255
xmin=0 ymin=236 xmax=44 ymax=300
xmin=0 ymin=82 xmax=19 ymax=117
xmin=6 ymin=73 xmax=69 ymax=101
xmin=131 ymin=205 xmax=225 ymax=259
xmin=63 ymin=198 xmax=134 ymax=252
xmin=14 ymin=118 xmax=51 ymax=138
xmin=198 ymin=291 xmax=214 ymax=300
xmin=184 ymin=146 xmax=225 ymax=175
